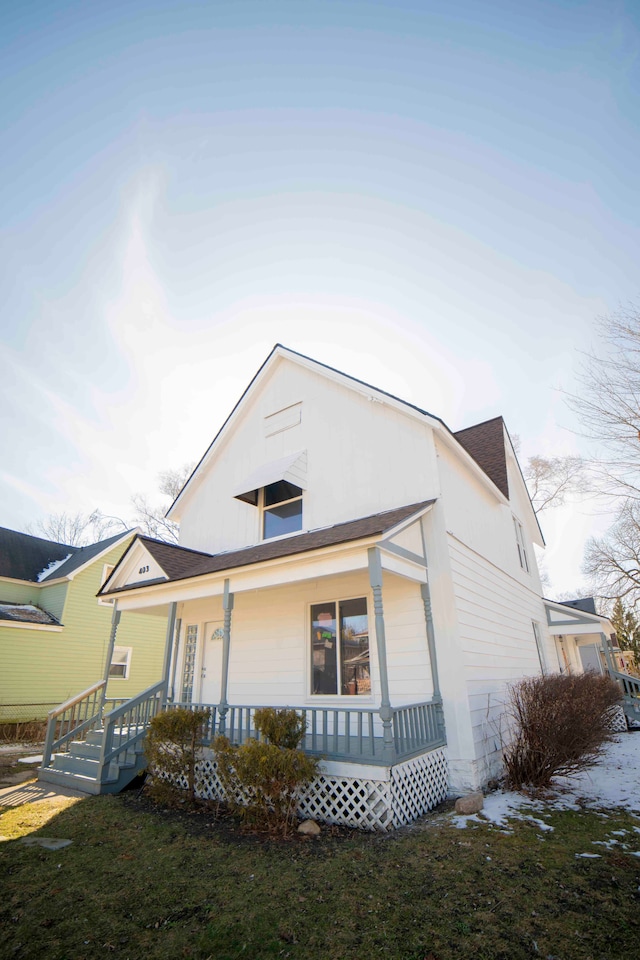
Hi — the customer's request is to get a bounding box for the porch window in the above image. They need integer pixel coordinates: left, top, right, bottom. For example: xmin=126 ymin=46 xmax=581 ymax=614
xmin=181 ymin=624 xmax=199 ymax=702
xmin=262 ymin=480 xmax=302 ymax=539
xmin=109 ymin=646 xmax=131 ymax=679
xmin=311 ymin=598 xmax=371 ymax=696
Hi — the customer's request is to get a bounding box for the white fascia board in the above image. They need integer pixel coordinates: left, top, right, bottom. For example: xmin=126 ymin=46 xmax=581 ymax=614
xmin=0 ymin=621 xmax=63 ymax=632
xmin=107 ymin=536 xmax=380 ymax=610
xmin=544 ymin=600 xmax=611 ymax=634
xmin=435 ymin=426 xmax=510 ymax=506
xmin=379 ymin=548 xmax=428 ymax=583
xmin=380 ymin=503 xmax=434 ymax=541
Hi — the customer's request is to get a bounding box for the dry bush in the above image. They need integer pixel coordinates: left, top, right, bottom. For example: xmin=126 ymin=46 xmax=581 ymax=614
xmin=145 ymin=707 xmax=211 ymax=806
xmin=214 ymin=708 xmax=318 ymax=835
xmin=503 ymin=672 xmax=621 ymax=790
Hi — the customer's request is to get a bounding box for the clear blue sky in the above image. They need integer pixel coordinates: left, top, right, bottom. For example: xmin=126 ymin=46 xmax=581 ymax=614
xmin=1 ymin=0 xmax=639 ymax=593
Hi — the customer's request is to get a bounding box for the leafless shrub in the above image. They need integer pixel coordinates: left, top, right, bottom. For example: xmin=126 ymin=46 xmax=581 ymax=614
xmin=503 ymin=673 xmax=621 ymax=790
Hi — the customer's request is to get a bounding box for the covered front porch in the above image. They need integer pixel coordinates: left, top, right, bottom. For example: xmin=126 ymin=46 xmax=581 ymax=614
xmin=39 ymin=504 xmax=450 ymax=827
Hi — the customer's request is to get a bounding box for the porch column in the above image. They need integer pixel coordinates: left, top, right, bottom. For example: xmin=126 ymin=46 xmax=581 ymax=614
xmin=600 ymin=630 xmax=617 ymax=676
xmin=367 ymin=547 xmax=395 ymax=763
xmin=101 ymin=601 xmax=121 ymax=706
xmin=420 ymin=580 xmax=446 ymax=740
xmin=160 ymin=602 xmax=177 ymax=709
xmin=218 ymin=579 xmax=234 ymax=735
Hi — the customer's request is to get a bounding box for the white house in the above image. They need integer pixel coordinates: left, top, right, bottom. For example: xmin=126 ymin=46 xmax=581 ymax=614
xmin=40 ymin=344 xmax=625 ymax=827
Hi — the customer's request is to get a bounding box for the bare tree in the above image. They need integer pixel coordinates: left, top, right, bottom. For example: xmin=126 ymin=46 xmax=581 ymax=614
xmin=569 ymin=304 xmax=640 ymax=500
xmin=584 ymin=501 xmax=640 ymax=607
xmin=131 ymin=463 xmax=194 ymax=544
xmin=523 ymin=454 xmax=585 ymax=514
xmin=29 ymin=510 xmax=127 ymax=546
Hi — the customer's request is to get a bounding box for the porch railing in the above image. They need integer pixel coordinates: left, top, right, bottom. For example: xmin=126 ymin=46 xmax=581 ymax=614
xmin=42 ymin=680 xmax=106 ymax=769
xmin=170 ymin=699 xmax=445 ymax=764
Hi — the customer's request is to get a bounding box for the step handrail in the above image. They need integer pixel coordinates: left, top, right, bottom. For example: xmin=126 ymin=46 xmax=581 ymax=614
xmin=98 ymin=681 xmax=165 ymax=774
xmin=42 ymin=680 xmax=107 ymax=769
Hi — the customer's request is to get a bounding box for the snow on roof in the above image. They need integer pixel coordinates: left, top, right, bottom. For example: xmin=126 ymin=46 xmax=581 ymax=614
xmin=0 ymin=602 xmax=61 ymax=625
xmin=36 ymin=553 xmax=73 ymax=582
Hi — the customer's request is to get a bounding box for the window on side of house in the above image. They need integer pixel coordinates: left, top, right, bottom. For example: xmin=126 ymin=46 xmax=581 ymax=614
xmin=97 ymin=564 xmax=116 ymax=605
xmin=262 ymin=480 xmax=302 ymax=540
xmin=513 ymin=517 xmax=529 ymax=573
xmin=532 ymin=620 xmax=546 ymax=673
xmin=109 ymin=646 xmax=131 ymax=679
xmin=311 ymin=598 xmax=371 ymax=696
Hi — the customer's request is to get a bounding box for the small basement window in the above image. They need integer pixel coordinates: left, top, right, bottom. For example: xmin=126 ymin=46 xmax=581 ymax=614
xmin=262 ymin=481 xmax=302 ymax=539
xmin=109 ymin=646 xmax=131 ymax=679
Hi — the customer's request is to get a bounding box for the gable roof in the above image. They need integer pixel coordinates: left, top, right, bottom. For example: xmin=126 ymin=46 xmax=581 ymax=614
xmin=102 ymin=501 xmax=434 ymax=595
xmin=167 ymin=344 xmax=519 ymax=521
xmin=0 ymin=526 xmax=135 ymax=584
xmin=453 ymin=417 xmax=509 ymax=499
xmin=0 ymin=527 xmax=78 ymax=582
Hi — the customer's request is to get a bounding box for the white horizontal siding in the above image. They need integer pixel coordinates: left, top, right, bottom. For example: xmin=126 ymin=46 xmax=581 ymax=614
xmin=448 ymin=535 xmax=547 ymax=777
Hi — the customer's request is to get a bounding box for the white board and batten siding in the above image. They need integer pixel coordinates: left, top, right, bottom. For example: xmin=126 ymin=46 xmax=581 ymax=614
xmin=177 ymin=357 xmax=440 ymax=556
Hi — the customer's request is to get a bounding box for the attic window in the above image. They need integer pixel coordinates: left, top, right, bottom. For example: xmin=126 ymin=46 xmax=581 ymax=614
xmin=263 ymin=481 xmax=303 ymax=539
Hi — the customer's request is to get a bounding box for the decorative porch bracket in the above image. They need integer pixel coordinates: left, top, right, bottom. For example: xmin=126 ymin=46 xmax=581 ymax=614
xmin=101 ymin=602 xmax=121 ymax=708
xmin=218 ymin=579 xmax=234 ymax=736
xmin=368 ymin=546 xmax=395 ymax=763
xmin=160 ymin=602 xmax=177 ymax=709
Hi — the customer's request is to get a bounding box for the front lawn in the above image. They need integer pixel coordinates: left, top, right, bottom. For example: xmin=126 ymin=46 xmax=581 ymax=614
xmin=1 ymin=790 xmax=639 ymax=960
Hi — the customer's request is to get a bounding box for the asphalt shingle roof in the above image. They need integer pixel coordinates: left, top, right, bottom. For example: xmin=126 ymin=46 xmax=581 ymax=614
xmin=453 ymin=416 xmax=509 ymax=499
xmin=0 ymin=526 xmax=134 ymax=583
xmin=103 ymin=501 xmax=434 ymax=594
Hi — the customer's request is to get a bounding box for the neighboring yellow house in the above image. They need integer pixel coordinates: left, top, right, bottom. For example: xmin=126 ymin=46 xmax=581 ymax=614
xmin=0 ymin=526 xmax=166 ymax=725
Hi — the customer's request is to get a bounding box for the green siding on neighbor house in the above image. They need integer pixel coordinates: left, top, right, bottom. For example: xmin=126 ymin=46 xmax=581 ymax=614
xmin=0 ymin=580 xmax=43 ymax=606
xmin=0 ymin=538 xmax=166 ymax=720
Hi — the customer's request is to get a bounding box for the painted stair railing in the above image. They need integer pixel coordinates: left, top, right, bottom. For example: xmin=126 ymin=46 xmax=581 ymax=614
xmin=608 ymin=668 xmax=640 ymax=726
xmin=39 ymin=681 xmax=164 ymax=795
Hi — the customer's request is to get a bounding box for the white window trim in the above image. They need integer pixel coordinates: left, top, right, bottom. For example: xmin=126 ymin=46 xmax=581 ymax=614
xmin=307 ymin=594 xmax=374 ymax=702
xmin=513 ymin=516 xmax=529 ymax=573
xmin=109 ymin=646 xmax=132 ymax=680
xmin=98 ymin=564 xmax=116 ymax=605
xmin=260 ymin=484 xmax=303 ymax=541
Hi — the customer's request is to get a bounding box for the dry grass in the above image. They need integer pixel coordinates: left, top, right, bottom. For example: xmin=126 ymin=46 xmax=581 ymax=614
xmin=1 ymin=789 xmax=640 ymax=959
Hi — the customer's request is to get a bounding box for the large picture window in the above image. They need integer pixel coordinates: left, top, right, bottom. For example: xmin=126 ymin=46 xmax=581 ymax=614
xmin=311 ymin=598 xmax=371 ymax=696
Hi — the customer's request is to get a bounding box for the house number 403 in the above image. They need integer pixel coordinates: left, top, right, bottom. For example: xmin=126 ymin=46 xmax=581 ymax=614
xmin=138 ymin=565 xmax=150 ymax=574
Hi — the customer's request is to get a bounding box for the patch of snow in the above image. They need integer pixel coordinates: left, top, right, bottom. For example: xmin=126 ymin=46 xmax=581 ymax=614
xmin=575 ymin=853 xmax=601 ymax=859
xmin=452 ymin=735 xmax=640 ymax=832
xmin=37 ymin=554 xmax=73 ymax=582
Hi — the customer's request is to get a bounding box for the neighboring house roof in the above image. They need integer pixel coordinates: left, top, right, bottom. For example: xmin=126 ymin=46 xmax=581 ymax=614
xmin=0 ymin=527 xmax=77 ymax=582
xmin=0 ymin=602 xmax=61 ymax=625
xmin=167 ymin=344 xmax=521 ymax=520
xmin=559 ymin=597 xmax=597 ymax=615
xmin=453 ymin=417 xmax=509 ymax=499
xmin=0 ymin=526 xmax=135 ymax=584
xmin=103 ymin=501 xmax=434 ymax=595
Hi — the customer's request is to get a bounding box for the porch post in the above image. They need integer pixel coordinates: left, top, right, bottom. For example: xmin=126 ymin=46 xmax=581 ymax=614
xmin=420 ymin=523 xmax=445 ymax=739
xmin=368 ymin=547 xmax=395 ymax=763
xmin=218 ymin=578 xmax=234 ymax=735
xmin=102 ymin=601 xmax=121 ymax=707
xmin=160 ymin=602 xmax=177 ymax=709
xmin=600 ymin=630 xmax=617 ymax=676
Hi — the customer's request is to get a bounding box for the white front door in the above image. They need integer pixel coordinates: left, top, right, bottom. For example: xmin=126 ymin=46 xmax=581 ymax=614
xmin=200 ymin=620 xmax=225 ymax=704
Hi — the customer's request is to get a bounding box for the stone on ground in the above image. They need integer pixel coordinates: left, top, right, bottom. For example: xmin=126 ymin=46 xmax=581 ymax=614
xmin=298 ymin=819 xmax=321 ymax=836
xmin=454 ymin=792 xmax=484 ymax=815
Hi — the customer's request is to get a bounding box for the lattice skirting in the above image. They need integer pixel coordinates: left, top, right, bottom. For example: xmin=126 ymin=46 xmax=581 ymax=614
xmin=182 ymin=747 xmax=449 ymax=832
xmin=608 ymin=705 xmax=629 ymax=733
